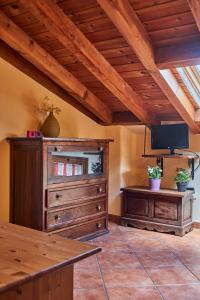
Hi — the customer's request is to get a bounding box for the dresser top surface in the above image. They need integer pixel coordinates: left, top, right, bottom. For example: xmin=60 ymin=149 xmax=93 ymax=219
xmin=7 ymin=137 xmax=113 ymax=143
xmin=0 ymin=222 xmax=101 ymax=293
xmin=120 ymin=186 xmax=193 ymax=197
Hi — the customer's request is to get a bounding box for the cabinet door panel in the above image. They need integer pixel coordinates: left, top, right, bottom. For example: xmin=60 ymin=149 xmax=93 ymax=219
xmin=154 ymin=201 xmax=178 ymax=221
xmin=126 ymin=195 xmax=149 ymax=217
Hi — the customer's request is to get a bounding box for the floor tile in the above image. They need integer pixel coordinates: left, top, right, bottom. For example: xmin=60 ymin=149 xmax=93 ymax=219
xmin=93 ymin=239 xmax=130 ymax=252
xmin=186 ymin=264 xmax=200 ymax=280
xmin=74 ymin=288 xmax=107 ymax=300
xmin=98 ymin=251 xmax=141 ymax=269
xmin=164 ymin=240 xmax=200 ymax=256
xmin=75 ymin=255 xmax=99 ymax=271
xmin=121 ymin=228 xmax=162 ymax=240
xmin=102 ymin=267 xmax=153 ymax=287
xmin=147 ymin=266 xmax=199 ymax=285
xmin=74 ymin=268 xmax=103 ymax=289
xmin=177 ymin=254 xmax=200 ymax=265
xmin=128 ymin=238 xmax=167 ymax=252
xmin=107 ymin=286 xmax=162 ymax=300
xmin=74 ymin=223 xmax=200 ymax=300
xmin=173 ymin=247 xmax=200 ymax=257
xmin=186 ymin=229 xmax=200 ymax=240
xmin=158 ymin=284 xmax=200 ymax=300
xmin=136 ymin=251 xmax=182 ymax=267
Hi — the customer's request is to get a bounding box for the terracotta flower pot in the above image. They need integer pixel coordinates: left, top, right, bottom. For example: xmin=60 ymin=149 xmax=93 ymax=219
xmin=149 ymin=178 xmax=161 ymax=191
xmin=40 ymin=111 xmax=60 ymax=138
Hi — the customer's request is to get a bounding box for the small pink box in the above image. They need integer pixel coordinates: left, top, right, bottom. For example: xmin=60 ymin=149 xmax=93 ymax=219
xmin=27 ymin=131 xmax=42 ymax=138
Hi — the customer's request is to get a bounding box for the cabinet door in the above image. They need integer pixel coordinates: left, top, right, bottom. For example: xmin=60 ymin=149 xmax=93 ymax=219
xmin=125 ymin=192 xmax=149 ymax=217
xmin=47 ymin=143 xmax=106 ymax=184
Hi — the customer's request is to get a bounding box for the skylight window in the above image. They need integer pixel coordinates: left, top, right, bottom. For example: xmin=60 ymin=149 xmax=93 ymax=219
xmin=177 ymin=65 xmax=200 ymax=107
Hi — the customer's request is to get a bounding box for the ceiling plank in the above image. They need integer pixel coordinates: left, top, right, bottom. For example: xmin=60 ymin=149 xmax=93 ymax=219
xmin=0 ymin=10 xmax=112 ymax=124
xmin=20 ymin=0 xmax=155 ymax=125
xmin=188 ymin=0 xmax=200 ymax=31
xmin=0 ymin=40 xmax=101 ymax=124
xmin=97 ymin=0 xmax=200 ymax=133
xmin=156 ymin=40 xmax=200 ymax=69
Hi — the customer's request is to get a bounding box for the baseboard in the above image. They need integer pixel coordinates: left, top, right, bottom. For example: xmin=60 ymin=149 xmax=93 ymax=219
xmin=108 ymin=215 xmax=200 ymax=230
xmin=108 ymin=214 xmax=121 ymax=224
xmin=193 ymin=222 xmax=200 ymax=229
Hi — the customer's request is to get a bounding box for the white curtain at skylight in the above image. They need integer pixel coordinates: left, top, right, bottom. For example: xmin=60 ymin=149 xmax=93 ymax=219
xmin=177 ymin=65 xmax=200 ymax=107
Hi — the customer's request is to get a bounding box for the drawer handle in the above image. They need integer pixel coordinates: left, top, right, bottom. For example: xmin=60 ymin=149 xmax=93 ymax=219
xmin=56 ymin=194 xmax=63 ymax=199
xmin=96 ymin=205 xmax=102 ymax=211
xmin=54 ymin=147 xmax=61 ymax=152
xmin=97 ymin=187 xmax=103 ymax=193
xmin=54 ymin=215 xmax=61 ymax=222
xmin=96 ymin=223 xmax=102 ymax=229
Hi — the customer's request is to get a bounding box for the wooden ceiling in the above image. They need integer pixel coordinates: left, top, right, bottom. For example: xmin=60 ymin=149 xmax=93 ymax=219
xmin=0 ymin=0 xmax=200 ymax=131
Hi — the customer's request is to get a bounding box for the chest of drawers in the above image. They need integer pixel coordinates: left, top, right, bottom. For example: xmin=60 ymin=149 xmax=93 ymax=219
xmin=8 ymin=137 xmax=112 ymax=240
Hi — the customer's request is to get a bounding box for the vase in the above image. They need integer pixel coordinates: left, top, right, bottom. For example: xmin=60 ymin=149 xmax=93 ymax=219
xmin=40 ymin=111 xmax=60 ymax=138
xmin=176 ymin=182 xmax=188 ymax=192
xmin=149 ymin=178 xmax=161 ymax=191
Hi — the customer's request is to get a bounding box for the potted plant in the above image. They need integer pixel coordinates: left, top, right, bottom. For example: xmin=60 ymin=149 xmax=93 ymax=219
xmin=91 ymin=161 xmax=102 ymax=174
xmin=175 ymin=168 xmax=190 ymax=192
xmin=147 ymin=165 xmax=162 ymax=191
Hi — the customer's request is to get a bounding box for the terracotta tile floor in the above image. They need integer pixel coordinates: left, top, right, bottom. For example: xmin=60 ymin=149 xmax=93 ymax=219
xmin=74 ymin=223 xmax=200 ymax=299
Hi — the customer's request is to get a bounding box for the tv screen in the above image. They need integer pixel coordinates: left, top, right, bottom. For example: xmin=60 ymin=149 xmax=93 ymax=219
xmin=151 ymin=124 xmax=189 ymax=150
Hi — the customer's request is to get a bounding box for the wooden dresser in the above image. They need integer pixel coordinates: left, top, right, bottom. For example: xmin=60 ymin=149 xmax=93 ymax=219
xmin=8 ymin=137 xmax=112 ymax=240
xmin=0 ymin=221 xmax=100 ymax=300
xmin=121 ymin=187 xmax=194 ymax=236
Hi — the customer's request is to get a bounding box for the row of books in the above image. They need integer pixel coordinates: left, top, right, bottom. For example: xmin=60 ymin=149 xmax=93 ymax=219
xmin=54 ymin=162 xmax=83 ymax=176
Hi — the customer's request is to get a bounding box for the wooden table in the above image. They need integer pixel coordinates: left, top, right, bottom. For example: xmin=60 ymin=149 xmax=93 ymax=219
xmin=0 ymin=222 xmax=101 ymax=300
xmin=121 ymin=186 xmax=194 ymax=236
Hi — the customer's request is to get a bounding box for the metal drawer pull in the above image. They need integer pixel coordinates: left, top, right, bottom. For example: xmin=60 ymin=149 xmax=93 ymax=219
xmin=54 ymin=147 xmax=61 ymax=152
xmin=97 ymin=187 xmax=103 ymax=193
xmin=96 ymin=223 xmax=102 ymax=229
xmin=56 ymin=194 xmax=63 ymax=199
xmin=96 ymin=205 xmax=102 ymax=211
xmin=54 ymin=215 xmax=61 ymax=222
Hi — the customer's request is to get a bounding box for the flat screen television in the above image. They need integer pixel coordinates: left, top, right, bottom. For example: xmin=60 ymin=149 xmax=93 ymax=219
xmin=151 ymin=124 xmax=189 ymax=155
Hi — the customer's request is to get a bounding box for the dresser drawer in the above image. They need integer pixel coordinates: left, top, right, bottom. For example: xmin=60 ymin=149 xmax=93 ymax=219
xmin=46 ymin=183 xmax=106 ymax=208
xmin=46 ymin=199 xmax=106 ymax=229
xmin=55 ymin=217 xmax=107 ymax=240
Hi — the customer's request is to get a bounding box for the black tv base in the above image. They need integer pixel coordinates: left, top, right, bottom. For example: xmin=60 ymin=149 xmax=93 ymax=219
xmin=168 ymin=148 xmax=183 ymax=156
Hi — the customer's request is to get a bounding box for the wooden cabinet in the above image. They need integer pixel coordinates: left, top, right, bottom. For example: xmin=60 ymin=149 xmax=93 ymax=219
xmin=121 ymin=187 xmax=194 ymax=236
xmin=8 ymin=138 xmax=112 ymax=240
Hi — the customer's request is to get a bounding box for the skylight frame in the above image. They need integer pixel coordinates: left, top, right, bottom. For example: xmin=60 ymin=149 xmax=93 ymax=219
xmin=177 ymin=65 xmax=200 ymax=108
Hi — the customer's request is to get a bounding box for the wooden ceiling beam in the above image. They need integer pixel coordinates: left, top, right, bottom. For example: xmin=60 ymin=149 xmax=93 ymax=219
xmin=0 ymin=41 xmax=101 ymax=124
xmin=0 ymin=10 xmax=112 ymax=124
xmin=156 ymin=40 xmax=200 ymax=69
xmin=20 ymin=0 xmax=155 ymax=126
xmin=188 ymin=0 xmax=200 ymax=31
xmin=97 ymin=0 xmax=200 ymax=133
xmin=112 ymin=111 xmax=142 ymax=125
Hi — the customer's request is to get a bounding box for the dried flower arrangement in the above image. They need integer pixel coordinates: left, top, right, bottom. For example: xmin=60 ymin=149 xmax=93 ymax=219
xmin=39 ymin=96 xmax=61 ymax=115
